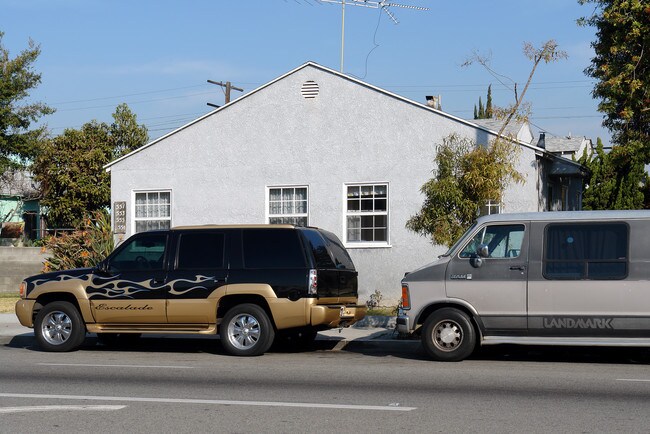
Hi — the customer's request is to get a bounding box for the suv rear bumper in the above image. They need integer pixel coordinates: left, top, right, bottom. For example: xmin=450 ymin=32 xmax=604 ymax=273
xmin=311 ymin=304 xmax=367 ymax=328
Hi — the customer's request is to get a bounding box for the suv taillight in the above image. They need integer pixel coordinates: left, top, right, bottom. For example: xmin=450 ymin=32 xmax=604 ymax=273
xmin=401 ymin=284 xmax=410 ymax=310
xmin=308 ymin=269 xmax=318 ymax=295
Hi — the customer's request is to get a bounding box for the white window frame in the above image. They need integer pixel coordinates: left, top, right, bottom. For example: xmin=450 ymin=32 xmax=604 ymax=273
xmin=480 ymin=199 xmax=501 ymax=216
xmin=265 ymin=185 xmax=309 ymax=226
xmin=132 ymin=189 xmax=172 ymax=234
xmin=343 ymin=182 xmax=390 ymax=249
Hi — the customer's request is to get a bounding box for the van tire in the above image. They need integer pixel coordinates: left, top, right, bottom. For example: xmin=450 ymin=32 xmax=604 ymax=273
xmin=34 ymin=301 xmax=86 ymax=352
xmin=421 ymin=308 xmax=476 ymax=361
xmin=221 ymin=303 xmax=275 ymax=356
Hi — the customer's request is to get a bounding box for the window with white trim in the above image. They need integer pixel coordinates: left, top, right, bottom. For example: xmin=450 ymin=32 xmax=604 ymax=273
xmin=480 ymin=199 xmax=501 ymax=216
xmin=134 ymin=191 xmax=171 ymax=233
xmin=345 ymin=183 xmax=388 ymax=244
xmin=268 ymin=186 xmax=308 ymax=226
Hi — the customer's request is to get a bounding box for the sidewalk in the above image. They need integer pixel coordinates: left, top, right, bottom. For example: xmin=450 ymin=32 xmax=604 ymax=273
xmin=0 ymin=313 xmax=420 ymax=352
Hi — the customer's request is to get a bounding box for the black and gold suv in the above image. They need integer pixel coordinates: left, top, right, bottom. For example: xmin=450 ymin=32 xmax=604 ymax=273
xmin=15 ymin=225 xmax=366 ymax=356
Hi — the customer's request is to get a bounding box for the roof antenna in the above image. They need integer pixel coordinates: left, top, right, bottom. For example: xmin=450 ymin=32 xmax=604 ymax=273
xmin=320 ymin=0 xmax=428 ymax=72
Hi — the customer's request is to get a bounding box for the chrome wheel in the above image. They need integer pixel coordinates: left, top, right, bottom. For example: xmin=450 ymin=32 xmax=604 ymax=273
xmin=432 ymin=319 xmax=463 ymax=352
xmin=41 ymin=310 xmax=73 ymax=345
xmin=227 ymin=313 xmax=261 ymax=350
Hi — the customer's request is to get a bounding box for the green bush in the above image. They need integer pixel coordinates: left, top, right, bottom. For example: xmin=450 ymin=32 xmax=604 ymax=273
xmin=43 ymin=211 xmax=114 ymax=272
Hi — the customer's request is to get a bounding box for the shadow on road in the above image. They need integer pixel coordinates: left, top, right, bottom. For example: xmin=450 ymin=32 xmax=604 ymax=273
xmin=5 ymin=333 xmax=650 ymax=365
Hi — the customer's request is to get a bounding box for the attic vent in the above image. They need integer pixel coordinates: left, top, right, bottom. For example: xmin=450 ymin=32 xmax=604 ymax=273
xmin=301 ymin=81 xmax=319 ymax=99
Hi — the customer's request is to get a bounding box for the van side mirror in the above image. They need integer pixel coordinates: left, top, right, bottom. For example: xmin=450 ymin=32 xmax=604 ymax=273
xmin=476 ymin=244 xmax=489 ymax=258
xmin=470 ymin=256 xmax=483 ymax=268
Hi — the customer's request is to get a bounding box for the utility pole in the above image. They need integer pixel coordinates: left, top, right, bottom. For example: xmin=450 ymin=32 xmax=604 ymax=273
xmin=207 ymin=80 xmax=243 ymax=107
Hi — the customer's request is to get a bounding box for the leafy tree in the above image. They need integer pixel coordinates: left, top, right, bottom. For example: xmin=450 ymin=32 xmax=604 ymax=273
xmin=110 ymin=103 xmax=148 ymax=159
xmin=33 ymin=121 xmax=114 ymax=228
xmin=410 ymin=40 xmax=566 ymax=247
xmin=579 ymin=0 xmax=650 ymax=163
xmin=474 ymin=85 xmax=494 ymax=120
xmin=406 ymin=134 xmax=524 ymax=247
xmin=579 ymin=138 xmax=645 ymax=210
xmin=32 ymin=104 xmax=147 ymax=228
xmin=485 ymin=84 xmax=493 ymax=118
xmin=0 ymin=32 xmax=54 ymax=173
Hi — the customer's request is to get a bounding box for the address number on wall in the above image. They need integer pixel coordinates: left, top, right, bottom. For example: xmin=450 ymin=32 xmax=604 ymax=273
xmin=113 ymin=201 xmax=126 ymax=234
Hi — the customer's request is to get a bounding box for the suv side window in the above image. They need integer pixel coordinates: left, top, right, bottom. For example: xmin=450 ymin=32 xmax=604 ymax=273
xmin=544 ymin=223 xmax=628 ymax=280
xmin=242 ymin=229 xmax=306 ymax=269
xmin=177 ymin=232 xmax=226 ymax=269
xmin=109 ymin=233 xmax=167 ymax=271
xmin=460 ymin=224 xmax=525 ymax=258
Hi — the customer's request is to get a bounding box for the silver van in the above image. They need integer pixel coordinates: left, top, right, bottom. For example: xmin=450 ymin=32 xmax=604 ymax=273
xmin=397 ymin=210 xmax=650 ymax=361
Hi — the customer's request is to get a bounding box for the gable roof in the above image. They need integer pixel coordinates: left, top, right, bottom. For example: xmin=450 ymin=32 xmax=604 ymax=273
xmin=544 ymin=135 xmax=591 ymax=154
xmin=104 ymin=61 xmax=569 ymax=170
xmin=471 ymin=118 xmax=531 ymax=142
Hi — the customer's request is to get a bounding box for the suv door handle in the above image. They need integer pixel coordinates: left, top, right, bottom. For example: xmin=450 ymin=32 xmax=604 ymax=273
xmin=509 ymin=266 xmax=526 ymax=271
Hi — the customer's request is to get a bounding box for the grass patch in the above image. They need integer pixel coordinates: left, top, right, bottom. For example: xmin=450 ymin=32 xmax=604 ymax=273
xmin=366 ymin=306 xmax=397 ymax=316
xmin=0 ymin=293 xmax=18 ymax=314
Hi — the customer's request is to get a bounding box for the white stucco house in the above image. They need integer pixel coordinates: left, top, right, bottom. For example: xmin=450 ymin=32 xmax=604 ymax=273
xmin=104 ymin=61 xmax=585 ymax=303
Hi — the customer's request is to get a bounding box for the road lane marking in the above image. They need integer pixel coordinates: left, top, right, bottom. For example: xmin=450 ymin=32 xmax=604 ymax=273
xmin=0 ymin=393 xmax=416 ymax=412
xmin=37 ymin=363 xmax=193 ymax=369
xmin=616 ymin=379 xmax=650 ymax=383
xmin=0 ymin=405 xmax=125 ymax=414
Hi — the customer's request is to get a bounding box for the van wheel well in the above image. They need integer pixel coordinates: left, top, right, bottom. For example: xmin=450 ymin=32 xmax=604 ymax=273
xmin=33 ymin=292 xmax=81 ymax=323
xmin=217 ymin=295 xmax=275 ymax=331
xmin=416 ymin=303 xmax=481 ymax=339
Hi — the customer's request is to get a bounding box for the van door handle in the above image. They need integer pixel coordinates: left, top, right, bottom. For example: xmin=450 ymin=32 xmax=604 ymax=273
xmin=509 ymin=266 xmax=526 ymax=271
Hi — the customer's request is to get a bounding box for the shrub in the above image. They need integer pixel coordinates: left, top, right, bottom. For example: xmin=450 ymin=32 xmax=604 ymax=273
xmin=43 ymin=211 xmax=114 ymax=272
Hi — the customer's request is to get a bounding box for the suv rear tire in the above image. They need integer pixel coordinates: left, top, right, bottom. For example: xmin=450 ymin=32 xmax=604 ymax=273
xmin=34 ymin=301 xmax=86 ymax=352
xmin=221 ymin=304 xmax=275 ymax=356
xmin=421 ymin=308 xmax=476 ymax=361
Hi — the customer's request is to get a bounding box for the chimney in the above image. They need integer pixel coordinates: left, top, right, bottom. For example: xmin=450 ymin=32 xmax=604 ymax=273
xmin=425 ymin=95 xmax=441 ymax=110
xmin=537 ymin=132 xmax=546 ymax=149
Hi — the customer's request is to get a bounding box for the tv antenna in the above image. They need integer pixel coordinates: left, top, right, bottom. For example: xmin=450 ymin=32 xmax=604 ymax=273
xmin=320 ymin=0 xmax=429 ymax=72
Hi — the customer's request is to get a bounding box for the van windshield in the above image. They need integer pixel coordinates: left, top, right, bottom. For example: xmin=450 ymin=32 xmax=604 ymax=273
xmin=440 ymin=222 xmax=477 ymax=257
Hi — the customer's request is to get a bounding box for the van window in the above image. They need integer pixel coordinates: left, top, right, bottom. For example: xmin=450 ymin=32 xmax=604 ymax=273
xmin=243 ymin=229 xmax=306 ymax=269
xmin=460 ymin=225 xmax=524 ymax=258
xmin=544 ymin=223 xmax=628 ymax=280
xmin=177 ymin=232 xmax=225 ymax=269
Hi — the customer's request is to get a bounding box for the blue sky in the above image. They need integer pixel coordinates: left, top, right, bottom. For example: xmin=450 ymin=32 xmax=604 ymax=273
xmin=2 ymin=0 xmax=608 ymax=145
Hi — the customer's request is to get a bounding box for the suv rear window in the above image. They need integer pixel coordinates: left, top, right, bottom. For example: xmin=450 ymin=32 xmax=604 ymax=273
xmin=302 ymin=229 xmax=336 ymax=269
xmin=319 ymin=230 xmax=355 ymax=270
xmin=242 ymin=229 xmax=306 ymax=269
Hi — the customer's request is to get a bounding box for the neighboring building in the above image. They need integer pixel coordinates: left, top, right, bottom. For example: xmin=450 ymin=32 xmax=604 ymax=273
xmin=0 ymin=171 xmax=42 ymax=243
xmin=538 ymin=132 xmax=594 ymax=160
xmin=105 ymin=62 xmax=585 ymax=302
xmin=471 ymin=118 xmax=535 ymax=145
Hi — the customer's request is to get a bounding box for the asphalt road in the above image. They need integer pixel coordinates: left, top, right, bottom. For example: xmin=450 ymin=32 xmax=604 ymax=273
xmin=1 ymin=336 xmax=650 ymax=433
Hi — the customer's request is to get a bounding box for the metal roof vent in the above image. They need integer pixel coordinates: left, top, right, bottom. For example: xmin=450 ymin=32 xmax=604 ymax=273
xmin=301 ymin=81 xmax=319 ymax=99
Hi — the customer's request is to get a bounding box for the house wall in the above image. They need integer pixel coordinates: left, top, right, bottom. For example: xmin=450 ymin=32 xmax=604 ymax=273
xmin=109 ymin=65 xmax=541 ymax=302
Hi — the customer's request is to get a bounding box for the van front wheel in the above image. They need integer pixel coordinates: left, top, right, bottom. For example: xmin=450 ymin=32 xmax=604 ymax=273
xmin=221 ymin=304 xmax=275 ymax=356
xmin=421 ymin=308 xmax=476 ymax=362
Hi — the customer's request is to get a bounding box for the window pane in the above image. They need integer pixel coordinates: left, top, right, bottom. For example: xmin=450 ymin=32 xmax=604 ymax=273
xmin=544 ymin=223 xmax=628 ymax=279
xmin=243 ymin=229 xmax=305 ymax=268
xmin=177 ymin=232 xmax=225 ymax=269
xmin=109 ymin=234 xmax=167 ymax=271
xmin=460 ymin=225 xmax=524 ymax=258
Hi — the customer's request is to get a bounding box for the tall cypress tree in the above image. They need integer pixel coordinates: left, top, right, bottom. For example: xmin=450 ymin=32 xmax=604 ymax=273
xmin=485 ymin=84 xmax=493 ymax=118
